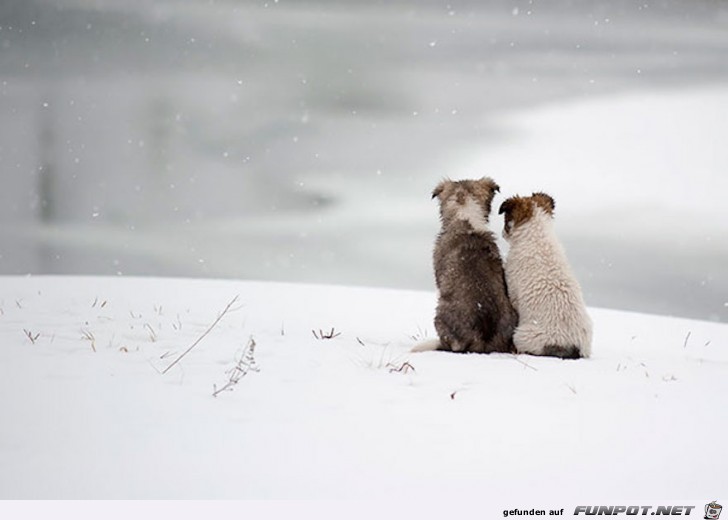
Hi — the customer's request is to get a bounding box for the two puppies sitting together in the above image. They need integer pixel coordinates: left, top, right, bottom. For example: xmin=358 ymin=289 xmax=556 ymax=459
xmin=415 ymin=177 xmax=592 ymax=359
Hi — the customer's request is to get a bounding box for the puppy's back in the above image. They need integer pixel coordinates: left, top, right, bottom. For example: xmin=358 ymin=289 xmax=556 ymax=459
xmin=500 ymin=193 xmax=592 ymax=358
xmin=434 ymin=221 xmax=517 ymax=354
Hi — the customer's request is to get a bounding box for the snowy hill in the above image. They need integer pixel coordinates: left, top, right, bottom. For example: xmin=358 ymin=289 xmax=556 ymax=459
xmin=0 ymin=276 xmax=726 ymax=500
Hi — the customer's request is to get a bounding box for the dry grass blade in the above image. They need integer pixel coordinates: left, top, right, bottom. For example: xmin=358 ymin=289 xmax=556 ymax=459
xmin=409 ymin=325 xmax=429 ymax=342
xmin=81 ymin=329 xmax=97 ymax=352
xmin=387 ymin=361 xmax=415 ymax=374
xmin=312 ymin=327 xmax=341 ymax=340
xmin=511 ymin=354 xmax=538 ymax=371
xmin=162 ymin=295 xmax=240 ymax=375
xmin=172 ymin=314 xmax=182 ymax=331
xmin=144 ymin=323 xmax=158 ymax=342
xmin=212 ymin=337 xmax=259 ymax=397
xmin=23 ymin=329 xmax=40 ymax=344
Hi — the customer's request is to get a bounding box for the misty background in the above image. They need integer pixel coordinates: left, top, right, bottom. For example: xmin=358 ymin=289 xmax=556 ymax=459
xmin=1 ymin=0 xmax=727 ymax=322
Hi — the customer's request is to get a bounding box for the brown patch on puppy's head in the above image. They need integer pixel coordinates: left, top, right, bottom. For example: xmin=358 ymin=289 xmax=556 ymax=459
xmin=499 ymin=196 xmax=532 ymax=236
xmin=431 ymin=177 xmax=501 ymax=225
xmin=499 ymin=191 xmax=557 ymax=237
xmin=531 ymin=192 xmax=555 ymax=215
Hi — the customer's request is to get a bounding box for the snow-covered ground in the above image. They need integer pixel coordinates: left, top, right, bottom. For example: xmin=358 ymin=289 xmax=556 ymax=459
xmin=1 ymin=276 xmax=726 ymax=500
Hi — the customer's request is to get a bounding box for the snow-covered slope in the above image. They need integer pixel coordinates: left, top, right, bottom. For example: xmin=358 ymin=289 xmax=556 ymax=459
xmin=0 ymin=276 xmax=726 ymax=499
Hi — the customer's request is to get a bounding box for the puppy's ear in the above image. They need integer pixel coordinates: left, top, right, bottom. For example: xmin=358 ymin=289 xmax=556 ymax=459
xmin=499 ymin=197 xmax=518 ymax=234
xmin=432 ymin=180 xmax=448 ymax=200
xmin=480 ymin=176 xmax=500 ymax=193
xmin=498 ymin=197 xmax=516 ymax=215
xmin=531 ymin=192 xmax=555 ymax=214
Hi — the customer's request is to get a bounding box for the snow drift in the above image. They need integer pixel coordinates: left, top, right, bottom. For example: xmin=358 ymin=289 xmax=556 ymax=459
xmin=0 ymin=276 xmax=726 ymax=499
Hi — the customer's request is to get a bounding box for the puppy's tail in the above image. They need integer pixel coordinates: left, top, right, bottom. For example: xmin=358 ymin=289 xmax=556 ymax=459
xmin=542 ymin=345 xmax=582 ymax=359
xmin=411 ymin=338 xmax=440 ymax=353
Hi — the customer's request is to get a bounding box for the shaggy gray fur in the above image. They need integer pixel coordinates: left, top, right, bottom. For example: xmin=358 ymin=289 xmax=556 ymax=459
xmin=430 ymin=178 xmax=518 ymax=354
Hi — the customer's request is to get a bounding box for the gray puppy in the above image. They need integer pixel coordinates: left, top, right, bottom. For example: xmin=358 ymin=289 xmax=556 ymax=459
xmin=414 ymin=177 xmax=517 ymax=354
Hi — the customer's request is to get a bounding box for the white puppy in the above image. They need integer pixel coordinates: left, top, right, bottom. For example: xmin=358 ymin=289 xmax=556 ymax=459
xmin=498 ymin=192 xmax=592 ymax=359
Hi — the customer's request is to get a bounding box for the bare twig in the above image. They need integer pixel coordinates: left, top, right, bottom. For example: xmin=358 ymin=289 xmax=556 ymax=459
xmin=81 ymin=329 xmax=96 ymax=352
xmin=387 ymin=361 xmax=415 ymax=374
xmin=409 ymin=325 xmax=429 ymax=342
xmin=161 ymin=295 xmax=240 ymax=375
xmin=312 ymin=327 xmax=341 ymax=340
xmin=511 ymin=354 xmax=538 ymax=371
xmin=172 ymin=314 xmax=182 ymax=331
xmin=212 ymin=337 xmax=259 ymax=397
xmin=683 ymin=331 xmax=691 ymax=349
xmin=356 ymin=336 xmax=365 ymax=346
xmin=144 ymin=323 xmax=158 ymax=342
xmin=23 ymin=329 xmax=40 ymax=344
xmin=90 ymin=297 xmax=107 ymax=309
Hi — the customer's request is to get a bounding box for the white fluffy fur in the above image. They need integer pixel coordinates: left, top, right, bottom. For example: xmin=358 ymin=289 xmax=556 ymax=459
xmin=504 ymin=208 xmax=592 ymax=357
xmin=454 ymin=196 xmax=489 ymax=232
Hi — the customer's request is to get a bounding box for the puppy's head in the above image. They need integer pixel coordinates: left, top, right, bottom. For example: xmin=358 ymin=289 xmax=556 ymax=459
xmin=432 ymin=177 xmax=500 ymax=225
xmin=498 ymin=192 xmax=555 ymax=238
